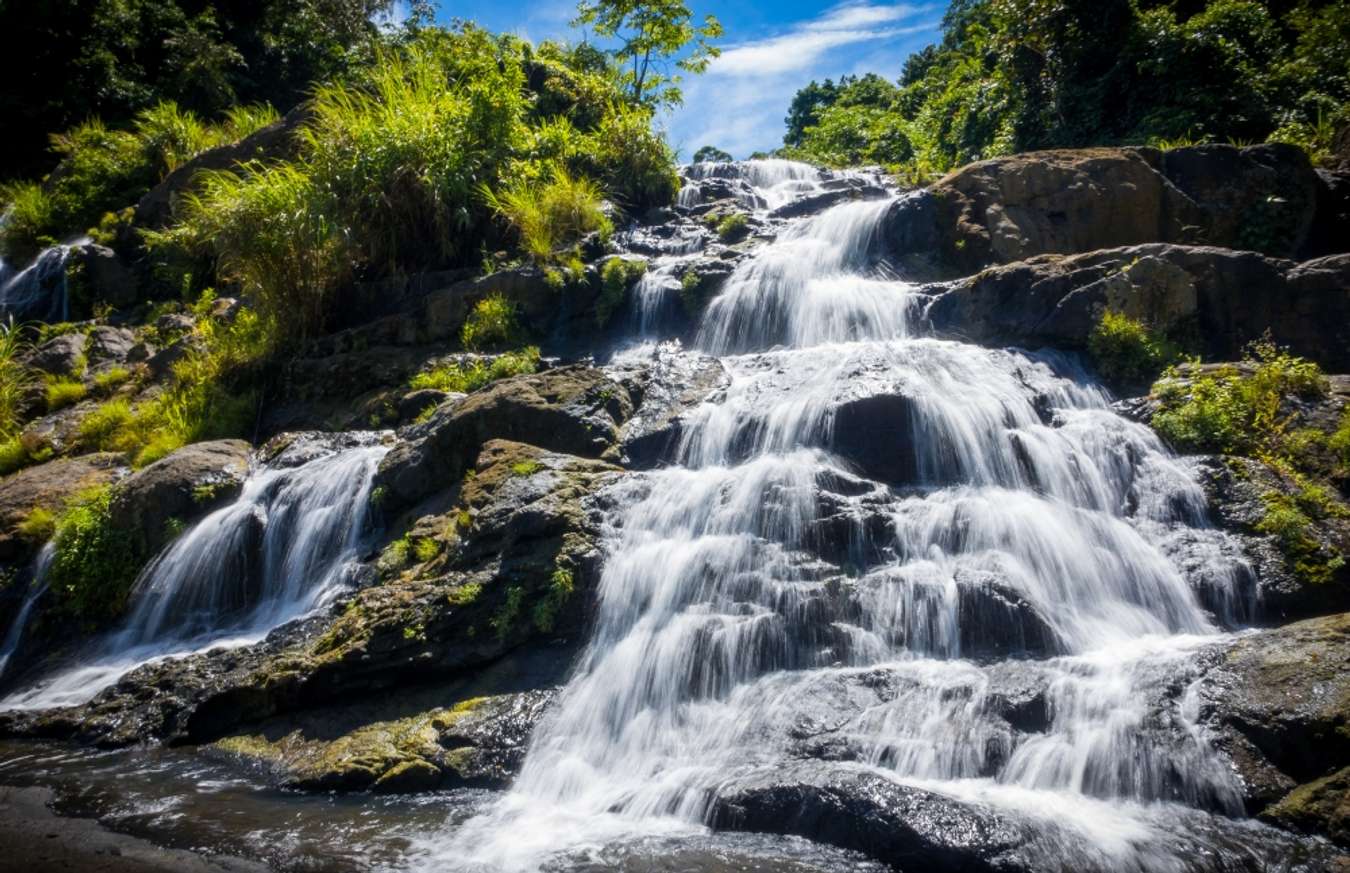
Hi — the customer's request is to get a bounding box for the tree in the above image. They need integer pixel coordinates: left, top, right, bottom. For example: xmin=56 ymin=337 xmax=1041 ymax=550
xmin=692 ymin=145 xmax=732 ymax=162
xmin=572 ymin=0 xmax=723 ymax=106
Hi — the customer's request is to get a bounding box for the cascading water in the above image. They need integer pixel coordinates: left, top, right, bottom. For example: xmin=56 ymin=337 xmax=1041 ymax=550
xmin=0 ymin=243 xmax=81 ymax=323
xmin=415 ymin=162 xmax=1281 ymax=872
xmin=0 ymin=436 xmax=388 ymax=711
xmin=0 ymin=544 xmax=54 ymax=679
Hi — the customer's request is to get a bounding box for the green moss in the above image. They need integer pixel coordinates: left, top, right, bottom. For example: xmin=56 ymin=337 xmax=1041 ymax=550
xmin=408 ymin=347 xmax=540 ymax=394
xmin=413 ymin=537 xmax=440 ymax=563
xmin=47 ymin=485 xmax=144 ymax=626
xmin=715 ymin=212 xmax=750 ymax=242
xmin=490 ymin=585 xmax=526 ymax=641
xmin=44 ymin=376 xmax=88 ymax=412
xmin=596 ymin=257 xmax=647 ymax=327
xmin=510 ymin=459 xmax=542 ymax=477
xmin=1088 ymin=309 xmax=1181 ymax=388
xmin=447 ymin=582 xmax=483 ymax=606
xmin=532 ymin=565 xmax=575 ymax=633
xmin=16 ymin=506 xmax=57 ymax=543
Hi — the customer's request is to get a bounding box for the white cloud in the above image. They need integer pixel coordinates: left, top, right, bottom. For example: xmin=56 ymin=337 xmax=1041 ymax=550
xmin=373 ymin=0 xmax=411 ymax=31
xmin=667 ymin=3 xmax=941 ymax=158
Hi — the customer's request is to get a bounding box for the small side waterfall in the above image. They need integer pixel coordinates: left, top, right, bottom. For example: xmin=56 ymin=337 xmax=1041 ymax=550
xmin=0 ymin=544 xmax=54 ymax=679
xmin=418 ymin=163 xmax=1268 ymax=871
xmin=0 ymin=437 xmax=388 ymax=711
xmin=0 ymin=244 xmax=79 ymax=323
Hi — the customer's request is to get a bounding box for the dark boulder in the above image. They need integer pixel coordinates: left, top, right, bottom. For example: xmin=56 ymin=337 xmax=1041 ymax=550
xmin=25 ymin=332 xmax=87 ymax=376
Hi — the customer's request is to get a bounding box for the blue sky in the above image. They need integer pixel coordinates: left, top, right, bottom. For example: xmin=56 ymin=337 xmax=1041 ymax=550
xmin=398 ymin=2 xmax=947 ymax=158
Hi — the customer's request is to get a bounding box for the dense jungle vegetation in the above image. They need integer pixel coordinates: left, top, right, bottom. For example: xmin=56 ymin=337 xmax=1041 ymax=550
xmin=779 ymin=0 xmax=1349 ymax=177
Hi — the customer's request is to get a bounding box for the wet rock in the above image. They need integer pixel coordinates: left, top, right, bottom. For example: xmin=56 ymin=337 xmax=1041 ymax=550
xmin=885 ymin=145 xmax=1322 ymax=281
xmin=925 ymin=244 xmax=1350 ymax=372
xmin=108 ymin=440 xmax=252 ymax=560
xmin=25 ymin=332 xmax=87 ymax=376
xmin=1190 ymin=456 xmax=1350 ymax=622
xmin=710 ymin=761 xmax=1037 ymax=873
xmin=1198 ymin=612 xmax=1350 ymax=835
xmin=610 ymin=345 xmax=728 ymax=467
xmin=210 ymin=690 xmax=554 ymax=793
xmin=72 ymin=244 xmax=137 ymax=308
xmin=828 ymin=392 xmax=918 ymax=484
xmin=376 ymin=366 xmax=632 ymax=512
xmin=952 ymin=569 xmax=1060 ymax=659
xmin=0 ymin=453 xmax=124 ymax=563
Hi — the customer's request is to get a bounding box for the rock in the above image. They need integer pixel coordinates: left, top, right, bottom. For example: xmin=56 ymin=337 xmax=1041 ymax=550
xmin=885 ymin=145 xmax=1323 ymax=280
xmin=156 ymin=312 xmax=196 ymax=336
xmin=108 ymin=440 xmax=252 ymax=560
xmin=1198 ymin=612 xmax=1350 ymax=833
xmin=376 ymin=366 xmax=632 ymax=512
xmin=146 ymin=336 xmax=203 ymax=380
xmin=829 ymin=392 xmax=919 ymax=484
xmin=0 ymin=454 xmax=124 ymax=563
xmin=1190 ymin=456 xmax=1350 ymax=622
xmin=925 ymin=244 xmax=1350 ymax=372
xmin=25 ymin=332 xmax=86 ymax=376
xmin=85 ymin=325 xmax=137 ymax=366
xmin=209 ymin=690 xmax=554 ymax=794
xmin=710 ymin=761 xmax=1038 ymax=872
xmin=610 ymin=345 xmax=728 ymax=466
xmin=397 ymin=389 xmax=453 ymax=424
xmin=72 ymin=244 xmax=137 ymax=308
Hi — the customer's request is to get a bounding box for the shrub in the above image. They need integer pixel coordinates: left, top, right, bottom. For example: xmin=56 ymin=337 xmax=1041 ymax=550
xmin=44 ymin=376 xmax=88 ymax=411
xmin=461 ymin=294 xmax=520 ymax=351
xmin=482 ymin=166 xmax=611 ymax=261
xmin=0 ymin=182 xmax=57 ymax=263
xmin=159 ymin=163 xmax=347 ymax=343
xmin=715 ymin=212 xmax=750 ymax=243
xmin=409 ymin=346 xmax=541 ymax=394
xmin=1088 ymin=310 xmax=1181 ymax=387
xmin=577 ymin=102 xmax=679 ymax=212
xmin=48 ymin=485 xmax=144 ymax=626
xmin=596 ymin=257 xmax=647 ymax=327
xmin=1152 ymin=340 xmax=1329 ymax=456
xmin=133 ymin=101 xmax=220 ymax=178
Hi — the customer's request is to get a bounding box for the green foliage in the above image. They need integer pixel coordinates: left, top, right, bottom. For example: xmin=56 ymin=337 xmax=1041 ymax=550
xmin=17 ymin=506 xmax=58 ymax=543
xmin=1088 ymin=310 xmax=1181 ymax=387
xmin=573 ymin=0 xmax=723 ymax=107
xmin=510 ymin=459 xmax=543 ymax=477
xmin=1257 ymin=484 xmax=1347 ymax=585
xmin=446 ymin=581 xmax=483 ymax=606
xmin=576 ymin=102 xmax=681 ymax=211
xmin=461 ymin=294 xmax=521 ymax=351
xmin=47 ymin=485 xmax=143 ymax=626
xmin=715 ymin=212 xmax=750 ymax=243
xmin=692 ymin=145 xmax=732 ymax=163
xmin=44 ymin=376 xmax=88 ymax=412
xmin=76 ymin=399 xmax=135 ymax=451
xmin=781 ymin=0 xmax=1350 ymax=174
xmin=408 ymin=347 xmax=542 ymax=394
xmin=491 ymin=585 xmax=526 ymax=640
xmin=482 ymin=166 xmax=611 ymax=261
xmin=0 ymin=320 xmax=35 ymax=440
xmin=1331 ymin=409 xmax=1350 ymax=471
xmin=597 ymin=257 xmax=648 ymax=327
xmin=532 ymin=565 xmax=575 ymax=633
xmin=1152 ymin=340 xmax=1330 ymax=457
xmin=93 ymin=367 xmax=133 ymax=395
xmin=414 ymin=537 xmax=441 ymax=563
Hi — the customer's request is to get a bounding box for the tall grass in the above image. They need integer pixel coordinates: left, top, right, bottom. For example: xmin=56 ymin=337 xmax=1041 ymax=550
xmin=0 ymin=319 xmax=34 ymax=439
xmin=482 ymin=166 xmax=611 ymax=260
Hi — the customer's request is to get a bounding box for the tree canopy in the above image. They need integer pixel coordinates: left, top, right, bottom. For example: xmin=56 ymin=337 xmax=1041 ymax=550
xmin=573 ymin=0 xmax=723 ymax=106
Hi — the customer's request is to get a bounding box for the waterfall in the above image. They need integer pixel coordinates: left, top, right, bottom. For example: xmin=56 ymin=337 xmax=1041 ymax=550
xmin=0 ymin=543 xmax=54 ymax=679
xmin=0 ymin=437 xmax=387 ymax=711
xmin=0 ymin=243 xmax=80 ymax=323
xmin=418 ymin=161 xmax=1263 ymax=871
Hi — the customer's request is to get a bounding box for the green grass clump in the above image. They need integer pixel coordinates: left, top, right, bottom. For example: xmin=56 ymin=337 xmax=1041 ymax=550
xmin=0 ymin=321 xmax=35 ymax=440
xmin=93 ymin=367 xmax=133 ymax=395
xmin=510 ymin=459 xmax=542 ymax=477
xmin=48 ymin=485 xmax=143 ymax=626
xmin=17 ymin=506 xmax=57 ymax=543
xmin=76 ymin=399 xmax=135 ymax=451
xmin=1088 ymin=310 xmax=1181 ymax=388
xmin=409 ymin=347 xmax=541 ymax=395
xmin=461 ymin=294 xmax=521 ymax=351
xmin=44 ymin=376 xmax=88 ymax=411
xmin=715 ymin=212 xmax=750 ymax=243
xmin=483 ymin=165 xmax=611 ymax=261
xmin=597 ymin=257 xmax=647 ymax=327
xmin=0 ymin=437 xmax=32 ymax=476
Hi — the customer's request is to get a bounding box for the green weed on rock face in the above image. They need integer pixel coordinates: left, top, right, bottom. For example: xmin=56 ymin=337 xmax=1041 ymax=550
xmin=1088 ymin=310 xmax=1181 ymax=389
xmin=47 ymin=485 xmax=143 ymax=628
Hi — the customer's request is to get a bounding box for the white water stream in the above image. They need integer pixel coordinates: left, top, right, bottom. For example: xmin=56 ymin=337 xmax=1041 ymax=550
xmin=0 ymin=439 xmax=387 ymax=711
xmin=415 ymin=164 xmax=1260 ymax=871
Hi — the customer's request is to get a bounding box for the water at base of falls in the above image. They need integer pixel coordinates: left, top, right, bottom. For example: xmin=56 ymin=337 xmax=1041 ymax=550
xmin=0 ymin=437 xmax=388 ymax=712
xmin=413 ymin=163 xmax=1279 ymax=872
